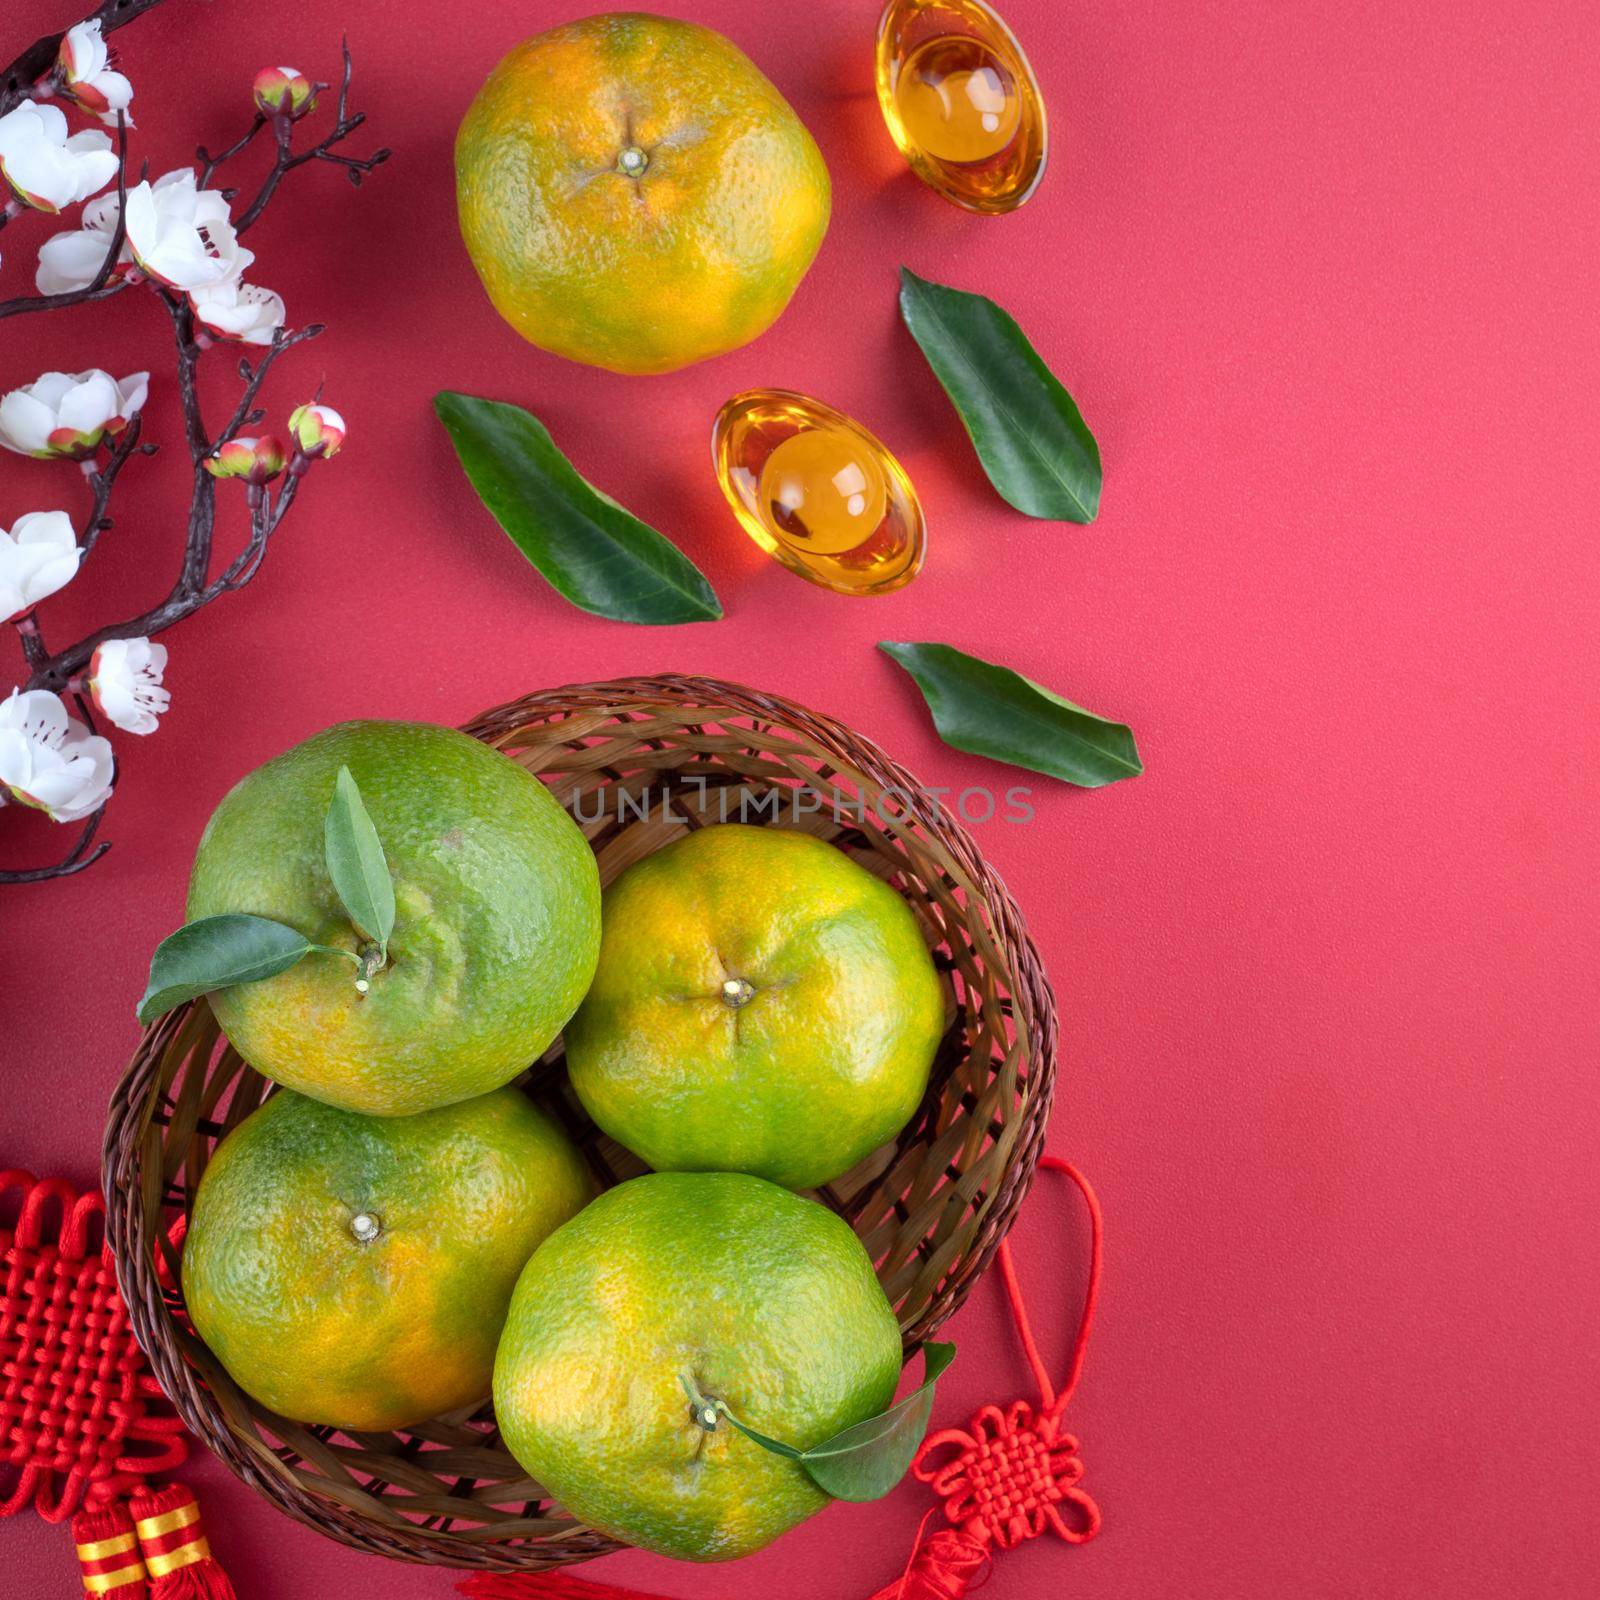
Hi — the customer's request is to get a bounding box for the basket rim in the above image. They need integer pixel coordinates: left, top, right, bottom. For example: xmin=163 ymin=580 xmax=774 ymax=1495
xmin=102 ymin=672 xmax=1059 ymax=1570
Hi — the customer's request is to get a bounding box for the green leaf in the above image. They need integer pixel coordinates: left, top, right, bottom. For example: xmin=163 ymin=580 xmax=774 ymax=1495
xmin=800 ymin=1342 xmax=956 ymax=1502
xmin=899 ymin=266 xmax=1102 ymax=522
xmin=434 ymin=391 xmax=723 ymax=625
xmin=881 ymin=641 xmax=1142 ymax=787
xmin=324 ymin=766 xmax=395 ymax=952
xmin=137 ymin=914 xmax=319 ymax=1025
xmin=715 ymin=1411 xmax=804 ymax=1461
xmin=712 ymin=1343 xmax=957 ymax=1503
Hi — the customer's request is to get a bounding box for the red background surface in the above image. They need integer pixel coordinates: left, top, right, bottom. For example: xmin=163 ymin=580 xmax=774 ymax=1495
xmin=4 ymin=1 xmax=1598 ymax=1595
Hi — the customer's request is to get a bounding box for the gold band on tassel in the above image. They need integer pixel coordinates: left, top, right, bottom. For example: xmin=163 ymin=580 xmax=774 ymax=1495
xmin=144 ymin=1538 xmax=210 ymax=1578
xmin=81 ymin=1566 xmax=148 ymax=1594
xmin=75 ymin=1532 xmax=139 ymax=1561
xmin=135 ymin=1500 xmax=201 ymax=1540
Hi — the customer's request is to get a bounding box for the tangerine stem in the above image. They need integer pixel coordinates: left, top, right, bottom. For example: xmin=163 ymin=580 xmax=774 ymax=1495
xmin=679 ymin=1373 xmax=723 ymax=1432
xmin=354 ymin=941 xmax=386 ymax=997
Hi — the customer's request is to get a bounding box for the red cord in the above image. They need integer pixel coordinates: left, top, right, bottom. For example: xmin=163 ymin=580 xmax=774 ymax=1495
xmin=995 ymin=1156 xmax=1103 ymax=1422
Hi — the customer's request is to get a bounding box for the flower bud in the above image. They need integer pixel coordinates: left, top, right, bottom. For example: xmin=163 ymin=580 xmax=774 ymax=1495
xmin=205 ymin=435 xmax=286 ymax=485
xmin=253 ymin=67 xmax=318 ymax=120
xmin=287 ymin=403 xmax=346 ymax=460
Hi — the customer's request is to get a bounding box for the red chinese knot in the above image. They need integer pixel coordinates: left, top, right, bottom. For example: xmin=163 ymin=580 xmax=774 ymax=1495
xmin=917 ymin=1395 xmax=1099 ymax=1551
xmin=1 ymin=1170 xmax=187 ymax=1525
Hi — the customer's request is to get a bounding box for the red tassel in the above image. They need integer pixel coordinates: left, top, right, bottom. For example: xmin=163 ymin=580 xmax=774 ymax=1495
xmin=72 ymin=1502 xmax=149 ymax=1598
xmin=865 ymin=1524 xmax=990 ymax=1600
xmin=128 ymin=1485 xmax=236 ymax=1600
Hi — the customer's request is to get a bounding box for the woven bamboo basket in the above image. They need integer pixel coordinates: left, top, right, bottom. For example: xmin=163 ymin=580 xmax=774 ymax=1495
xmin=102 ymin=675 xmax=1058 ymax=1571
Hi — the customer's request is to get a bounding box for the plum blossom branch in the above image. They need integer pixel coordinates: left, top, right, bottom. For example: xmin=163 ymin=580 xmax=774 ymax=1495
xmin=0 ymin=10 xmax=380 ymax=885
xmin=230 ymin=43 xmax=391 ymax=233
xmin=28 ymin=326 xmax=328 ymax=695
xmin=0 ymin=0 xmax=167 ymax=120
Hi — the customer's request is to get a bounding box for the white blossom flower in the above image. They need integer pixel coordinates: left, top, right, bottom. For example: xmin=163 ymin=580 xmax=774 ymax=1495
xmin=288 ymin=403 xmax=346 ymax=460
xmin=34 ymin=192 xmax=133 ymax=295
xmin=57 ymin=21 xmax=134 ymax=125
xmin=189 ymin=279 xmax=285 ymax=345
xmin=0 ymin=511 xmax=80 ymax=622
xmin=0 ymin=369 xmax=148 ymax=460
xmin=0 ymin=102 xmax=118 ymax=214
xmin=88 ymin=637 xmax=168 ymax=735
xmin=123 ymin=169 xmax=251 ymax=291
xmin=0 ymin=688 xmax=113 ymax=822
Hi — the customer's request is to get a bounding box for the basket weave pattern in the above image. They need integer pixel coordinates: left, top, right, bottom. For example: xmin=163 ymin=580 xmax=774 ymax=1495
xmin=103 ymin=676 xmax=1058 ymax=1570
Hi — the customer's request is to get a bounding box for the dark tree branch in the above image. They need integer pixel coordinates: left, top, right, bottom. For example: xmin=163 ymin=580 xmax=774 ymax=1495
xmin=0 ymin=273 xmax=131 ymax=321
xmin=0 ymin=805 xmax=110 ymax=883
xmin=158 ymin=289 xmax=210 ymax=461
xmin=197 ymin=114 xmax=264 ymax=189
xmin=221 ymin=323 xmax=323 ymax=442
xmin=14 ymin=614 xmax=48 ymax=673
xmin=221 ymin=467 xmax=304 ymax=592
xmin=80 ymin=415 xmax=147 ymax=558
